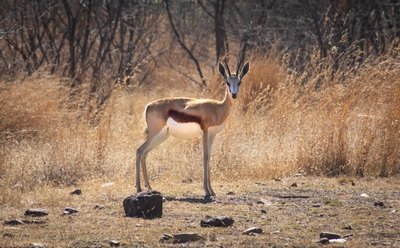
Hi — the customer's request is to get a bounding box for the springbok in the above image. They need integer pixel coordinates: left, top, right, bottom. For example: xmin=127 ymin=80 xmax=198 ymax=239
xmin=135 ymin=58 xmax=249 ymax=201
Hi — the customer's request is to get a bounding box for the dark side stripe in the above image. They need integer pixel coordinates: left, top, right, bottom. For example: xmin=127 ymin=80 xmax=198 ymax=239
xmin=168 ymin=110 xmax=203 ymax=128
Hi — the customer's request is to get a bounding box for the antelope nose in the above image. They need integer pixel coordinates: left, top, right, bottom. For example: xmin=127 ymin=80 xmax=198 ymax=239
xmin=232 ymin=93 xmax=237 ymax=99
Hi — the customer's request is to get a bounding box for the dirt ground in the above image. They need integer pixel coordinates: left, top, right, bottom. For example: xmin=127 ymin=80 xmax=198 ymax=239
xmin=1 ymin=176 xmax=399 ymax=247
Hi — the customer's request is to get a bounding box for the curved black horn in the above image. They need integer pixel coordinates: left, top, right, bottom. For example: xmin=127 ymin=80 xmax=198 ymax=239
xmin=223 ymin=57 xmax=231 ymax=77
xmin=236 ymin=56 xmax=243 ymax=76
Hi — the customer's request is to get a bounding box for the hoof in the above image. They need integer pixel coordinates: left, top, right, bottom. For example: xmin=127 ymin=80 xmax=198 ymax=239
xmin=203 ymin=194 xmax=214 ymax=203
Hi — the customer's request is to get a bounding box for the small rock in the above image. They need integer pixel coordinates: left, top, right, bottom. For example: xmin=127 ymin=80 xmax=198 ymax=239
xmin=24 ymin=208 xmax=48 ymax=217
xmin=182 ymin=178 xmax=193 ymax=183
xmin=109 ymin=240 xmax=120 ymax=247
xmin=290 ymin=182 xmax=298 ymax=187
xmin=123 ymin=190 xmax=163 ymax=219
xmin=94 ymin=204 xmax=105 ymax=210
xmin=29 ymin=243 xmax=45 ymax=248
xmin=317 ymin=238 xmax=330 ymax=244
xmin=261 ymin=209 xmax=267 ymax=214
xmin=70 ymin=189 xmax=82 ymax=195
xmin=320 ymin=232 xmax=341 ymax=240
xmin=226 ymin=191 xmax=235 ymax=195
xmin=343 ymin=225 xmax=353 ymax=230
xmin=4 ymin=219 xmax=24 ymax=225
xmin=374 ymin=201 xmax=385 ymax=207
xmin=63 ymin=207 xmax=78 ymax=215
xmin=161 ymin=233 xmax=203 ymax=243
xmin=256 ymin=198 xmax=272 ymax=206
xmin=243 ymin=227 xmax=263 ymax=235
xmin=330 ymin=238 xmax=347 ymax=243
xmin=312 ymin=203 xmax=322 ymax=208
xmin=360 ymin=193 xmax=369 ymax=198
xmin=200 ymin=216 xmax=234 ymax=227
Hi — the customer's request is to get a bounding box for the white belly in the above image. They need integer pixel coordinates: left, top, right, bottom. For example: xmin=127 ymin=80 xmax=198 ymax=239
xmin=167 ymin=118 xmax=203 ymax=139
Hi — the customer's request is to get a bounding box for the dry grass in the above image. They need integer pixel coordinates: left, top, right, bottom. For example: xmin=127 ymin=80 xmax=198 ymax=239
xmin=0 ymin=48 xmax=399 ymax=208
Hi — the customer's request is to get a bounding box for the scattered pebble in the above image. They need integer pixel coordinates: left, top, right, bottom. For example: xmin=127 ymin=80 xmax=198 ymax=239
xmin=94 ymin=204 xmax=105 ymax=210
xmin=200 ymin=216 xmax=234 ymax=227
xmin=182 ymin=178 xmax=193 ymax=183
xmin=320 ymin=232 xmax=341 ymax=240
xmin=330 ymin=238 xmax=347 ymax=243
xmin=360 ymin=193 xmax=369 ymax=198
xmin=243 ymin=227 xmax=263 ymax=235
xmin=4 ymin=219 xmax=24 ymax=225
xmin=70 ymin=189 xmax=82 ymax=195
xmin=109 ymin=240 xmax=120 ymax=247
xmin=29 ymin=243 xmax=45 ymax=248
xmin=317 ymin=238 xmax=330 ymax=244
xmin=374 ymin=201 xmax=385 ymax=208
xmin=256 ymin=198 xmax=272 ymax=206
xmin=161 ymin=233 xmax=203 ymax=243
xmin=290 ymin=182 xmax=298 ymax=187
xmin=343 ymin=225 xmax=353 ymax=230
xmin=25 ymin=208 xmax=48 ymax=217
xmin=63 ymin=207 xmax=78 ymax=215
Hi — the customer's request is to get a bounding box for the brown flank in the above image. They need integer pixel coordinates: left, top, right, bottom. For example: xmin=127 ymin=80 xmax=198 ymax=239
xmin=168 ymin=110 xmax=204 ymax=129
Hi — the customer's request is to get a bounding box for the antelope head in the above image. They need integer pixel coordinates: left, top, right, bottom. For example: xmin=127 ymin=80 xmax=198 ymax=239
xmin=218 ymin=58 xmax=250 ymax=99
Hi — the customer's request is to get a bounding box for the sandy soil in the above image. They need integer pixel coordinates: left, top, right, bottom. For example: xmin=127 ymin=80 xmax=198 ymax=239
xmin=1 ymin=176 xmax=399 ymax=247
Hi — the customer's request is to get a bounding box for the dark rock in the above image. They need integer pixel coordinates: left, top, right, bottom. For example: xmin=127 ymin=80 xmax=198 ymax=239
xmin=123 ymin=190 xmax=163 ymax=219
xmin=343 ymin=225 xmax=353 ymax=230
xmin=200 ymin=216 xmax=234 ymax=227
xmin=110 ymin=240 xmax=120 ymax=247
xmin=4 ymin=219 xmax=24 ymax=225
xmin=70 ymin=189 xmax=82 ymax=195
xmin=320 ymin=232 xmax=341 ymax=240
xmin=312 ymin=203 xmax=322 ymax=208
xmin=161 ymin=233 xmax=203 ymax=243
xmin=374 ymin=201 xmax=385 ymax=207
xmin=243 ymin=227 xmax=263 ymax=235
xmin=261 ymin=209 xmax=267 ymax=214
xmin=290 ymin=182 xmax=298 ymax=187
xmin=63 ymin=207 xmax=78 ymax=215
xmin=24 ymin=208 xmax=48 ymax=217
xmin=317 ymin=238 xmax=330 ymax=244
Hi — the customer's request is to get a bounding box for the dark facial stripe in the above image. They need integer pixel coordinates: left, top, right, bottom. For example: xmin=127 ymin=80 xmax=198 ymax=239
xmin=168 ymin=110 xmax=203 ymax=127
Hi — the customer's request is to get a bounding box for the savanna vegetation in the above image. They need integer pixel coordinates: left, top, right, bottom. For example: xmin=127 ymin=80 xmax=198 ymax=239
xmin=0 ymin=0 xmax=399 ymax=246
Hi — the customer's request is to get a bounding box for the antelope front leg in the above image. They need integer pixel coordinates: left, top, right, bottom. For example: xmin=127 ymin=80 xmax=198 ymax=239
xmin=135 ymin=148 xmax=143 ymax=192
xmin=202 ymin=131 xmax=214 ymax=201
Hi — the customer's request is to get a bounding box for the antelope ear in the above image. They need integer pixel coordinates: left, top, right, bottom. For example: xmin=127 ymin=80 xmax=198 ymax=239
xmin=218 ymin=62 xmax=227 ymax=79
xmin=240 ymin=62 xmax=249 ymax=78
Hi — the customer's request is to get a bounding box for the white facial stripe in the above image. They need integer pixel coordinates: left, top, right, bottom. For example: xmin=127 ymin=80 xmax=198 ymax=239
xmin=230 ymin=84 xmax=238 ymax=94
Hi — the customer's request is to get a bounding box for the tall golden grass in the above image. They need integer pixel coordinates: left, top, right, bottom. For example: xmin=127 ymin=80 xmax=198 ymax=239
xmin=0 ymin=48 xmax=399 ymax=205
